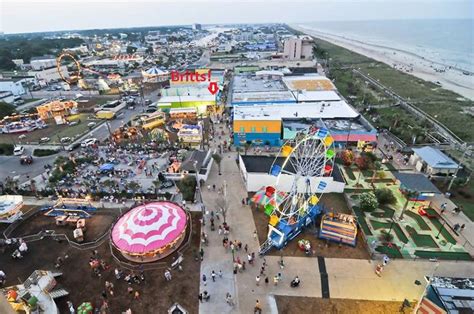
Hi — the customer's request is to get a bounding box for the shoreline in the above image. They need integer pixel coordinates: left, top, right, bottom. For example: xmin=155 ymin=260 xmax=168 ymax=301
xmin=291 ymin=24 xmax=474 ymax=100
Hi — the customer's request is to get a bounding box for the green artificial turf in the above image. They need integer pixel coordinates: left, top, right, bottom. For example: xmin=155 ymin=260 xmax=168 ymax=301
xmin=375 ymin=245 xmax=403 ymax=258
xmin=405 ymin=226 xmax=438 ymax=248
xmin=344 ymin=166 xmax=356 ymax=181
xmin=369 ymin=220 xmax=408 ymax=244
xmin=370 ymin=206 xmax=395 ymax=219
xmin=429 ymin=217 xmax=457 ymax=245
xmin=414 ymin=250 xmax=472 ymax=261
xmin=404 ymin=210 xmax=431 ymax=231
xmin=352 ymin=206 xmax=372 ymax=236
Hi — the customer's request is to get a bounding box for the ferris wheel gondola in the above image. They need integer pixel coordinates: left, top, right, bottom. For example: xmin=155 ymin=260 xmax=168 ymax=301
xmin=259 ymin=127 xmax=336 ymax=255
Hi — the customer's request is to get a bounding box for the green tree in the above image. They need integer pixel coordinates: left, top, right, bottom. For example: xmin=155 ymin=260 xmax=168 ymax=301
xmin=212 ymin=153 xmax=222 ymax=175
xmin=178 ymin=175 xmax=196 ymax=202
xmin=0 ymin=102 xmax=15 ymax=119
xmin=359 ymin=192 xmax=378 ymax=212
xmin=399 ymin=190 xmax=418 ymax=220
xmin=375 ymin=188 xmax=396 ymax=205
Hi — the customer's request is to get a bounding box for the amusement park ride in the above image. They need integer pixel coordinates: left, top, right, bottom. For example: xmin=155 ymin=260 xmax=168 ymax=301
xmin=259 ymin=128 xmax=336 ymax=255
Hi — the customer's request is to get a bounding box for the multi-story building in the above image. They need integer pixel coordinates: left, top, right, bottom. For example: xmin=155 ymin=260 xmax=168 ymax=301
xmin=0 ymin=78 xmax=26 ymax=96
xmin=282 ymin=36 xmax=314 ymax=60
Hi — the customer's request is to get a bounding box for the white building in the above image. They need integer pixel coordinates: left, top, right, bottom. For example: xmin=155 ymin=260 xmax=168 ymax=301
xmin=28 ymin=66 xmax=69 ymax=85
xmin=239 ymin=155 xmax=345 ymax=193
xmin=0 ymin=79 xmax=26 ymax=96
xmin=282 ymin=36 xmax=314 ymax=60
xmin=0 ymin=91 xmax=15 ymax=104
xmin=30 ymin=55 xmax=56 ymax=71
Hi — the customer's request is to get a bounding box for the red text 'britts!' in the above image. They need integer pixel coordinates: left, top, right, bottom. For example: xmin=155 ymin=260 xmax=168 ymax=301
xmin=170 ymin=70 xmax=211 ymax=82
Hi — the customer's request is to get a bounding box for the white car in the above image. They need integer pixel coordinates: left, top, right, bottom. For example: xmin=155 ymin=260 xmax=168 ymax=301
xmin=87 ymin=122 xmax=97 ymax=128
xmin=13 ymin=146 xmax=24 ymax=156
xmin=18 ymin=134 xmax=26 ymax=140
xmin=60 ymin=137 xmax=72 ymax=143
xmin=39 ymin=137 xmax=50 ymax=143
xmin=81 ymin=138 xmax=98 ymax=147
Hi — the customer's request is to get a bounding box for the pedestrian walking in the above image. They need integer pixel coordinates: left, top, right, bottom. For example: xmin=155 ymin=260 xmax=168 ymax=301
xmin=253 ymin=230 xmax=257 ymax=240
xmin=460 ymin=224 xmax=465 ymax=231
xmin=200 ymin=248 xmax=204 ymax=261
xmin=211 ymin=270 xmax=216 ymax=282
xmin=260 ymin=266 xmax=265 ymax=275
xmin=134 ymin=291 xmax=140 ymax=300
xmin=218 ymin=270 xmax=223 ymax=278
xmin=218 ymin=225 xmax=223 ymax=235
xmin=254 ymin=300 xmax=262 ymax=314
xmin=244 ymin=244 xmax=248 ymax=252
xmin=67 ymin=301 xmax=75 ymax=314
xmin=265 ymin=276 xmax=269 ymax=285
xmin=256 ymin=275 xmax=260 ymax=286
xmin=247 ymin=253 xmax=252 ymax=264
xmin=202 ymin=274 xmax=207 ymax=286
xmin=226 ymin=292 xmax=234 ymax=306
xmin=198 ymin=293 xmax=203 ymax=303
xmin=166 ymin=269 xmax=172 ymax=281
xmin=273 ymin=275 xmax=279 ymax=286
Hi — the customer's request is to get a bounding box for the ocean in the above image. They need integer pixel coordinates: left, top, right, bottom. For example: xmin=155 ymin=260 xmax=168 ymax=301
xmin=300 ymin=19 xmax=474 ymax=72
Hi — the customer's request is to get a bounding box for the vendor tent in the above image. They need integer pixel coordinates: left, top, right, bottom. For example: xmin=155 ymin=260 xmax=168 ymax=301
xmin=99 ymin=163 xmax=115 ymax=171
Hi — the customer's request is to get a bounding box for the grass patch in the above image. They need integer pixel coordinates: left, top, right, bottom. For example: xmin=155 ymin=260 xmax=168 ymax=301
xmin=0 ymin=143 xmax=14 ymax=155
xmin=362 ymin=169 xmax=374 ymax=178
xmin=404 ymin=211 xmax=431 ymax=231
xmin=33 ymin=149 xmax=59 ymax=157
xmin=414 ymin=250 xmax=472 ymax=261
xmin=429 ymin=217 xmax=457 ymax=245
xmin=405 ymin=226 xmax=438 ymax=248
xmin=344 ymin=166 xmax=356 ymax=181
xmin=375 ymin=245 xmax=402 ymax=258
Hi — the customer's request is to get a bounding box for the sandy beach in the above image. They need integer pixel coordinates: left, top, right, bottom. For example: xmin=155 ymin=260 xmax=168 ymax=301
xmin=292 ymin=25 xmax=474 ymax=100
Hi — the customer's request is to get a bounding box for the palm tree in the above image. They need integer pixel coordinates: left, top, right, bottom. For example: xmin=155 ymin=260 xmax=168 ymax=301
xmin=152 ymin=179 xmax=161 ymax=199
xmin=244 ymin=141 xmax=252 ymax=156
xmin=212 ymin=153 xmax=222 ymax=175
xmin=399 ymin=190 xmax=418 ymax=220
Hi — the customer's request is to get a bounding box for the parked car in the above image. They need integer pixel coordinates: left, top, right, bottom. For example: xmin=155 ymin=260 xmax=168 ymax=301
xmin=18 ymin=134 xmax=26 ymax=140
xmin=39 ymin=137 xmax=50 ymax=143
xmin=81 ymin=138 xmax=98 ymax=147
xmin=69 ymin=121 xmax=79 ymax=126
xmin=144 ymin=99 xmax=152 ymax=105
xmin=60 ymin=137 xmax=72 ymax=143
xmin=13 ymin=145 xmax=25 ymax=156
xmin=87 ymin=122 xmax=97 ymax=128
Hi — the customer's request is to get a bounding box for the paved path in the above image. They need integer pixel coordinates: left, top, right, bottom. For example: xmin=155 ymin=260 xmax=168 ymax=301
xmin=197 ymin=123 xmax=474 ymax=313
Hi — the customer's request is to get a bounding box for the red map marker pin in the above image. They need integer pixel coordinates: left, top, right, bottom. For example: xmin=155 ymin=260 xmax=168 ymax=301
xmin=208 ymin=82 xmax=219 ymax=95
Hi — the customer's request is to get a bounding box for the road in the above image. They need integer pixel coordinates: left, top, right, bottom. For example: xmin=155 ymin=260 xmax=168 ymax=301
xmin=0 ymin=147 xmax=64 ymax=184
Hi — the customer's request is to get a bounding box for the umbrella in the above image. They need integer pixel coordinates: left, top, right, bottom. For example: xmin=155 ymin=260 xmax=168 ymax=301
xmin=99 ymin=163 xmax=114 ymax=171
xmin=251 ymin=186 xmax=286 ymax=208
xmin=77 ymin=302 xmax=93 ymax=314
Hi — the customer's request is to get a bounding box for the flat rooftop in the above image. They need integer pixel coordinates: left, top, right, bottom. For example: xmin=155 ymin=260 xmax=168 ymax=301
xmin=233 ymin=101 xmax=359 ymax=121
xmin=296 ymin=90 xmax=341 ymax=102
xmin=157 ymin=94 xmax=216 ymax=103
xmin=232 ymin=75 xmax=287 ymax=93
xmin=232 ymin=91 xmax=295 ymax=104
xmin=283 ymin=75 xmax=336 ymax=91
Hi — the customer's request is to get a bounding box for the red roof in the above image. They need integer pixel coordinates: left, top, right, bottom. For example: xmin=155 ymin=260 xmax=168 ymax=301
xmin=332 ymin=134 xmax=377 ymax=142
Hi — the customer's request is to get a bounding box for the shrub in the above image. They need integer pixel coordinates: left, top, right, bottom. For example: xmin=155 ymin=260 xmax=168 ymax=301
xmin=33 ymin=149 xmax=59 ymax=157
xmin=355 ymin=156 xmax=369 ymax=170
xmin=177 ymin=175 xmax=196 ymax=202
xmin=359 ymin=192 xmax=378 ymax=211
xmin=0 ymin=143 xmax=14 ymax=155
xmin=380 ymin=230 xmax=394 ymax=242
xmin=377 ymin=171 xmax=386 ymax=179
xmin=375 ymin=188 xmax=397 ymax=205
xmin=341 ymin=150 xmax=355 ymax=166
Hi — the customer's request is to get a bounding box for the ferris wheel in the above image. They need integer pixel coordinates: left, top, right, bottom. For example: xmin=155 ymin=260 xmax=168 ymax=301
xmin=260 ymin=127 xmax=336 ymax=253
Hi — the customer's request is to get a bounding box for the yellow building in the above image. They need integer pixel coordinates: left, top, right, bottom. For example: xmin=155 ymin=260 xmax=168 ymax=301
xmin=233 ymin=119 xmax=282 ymax=146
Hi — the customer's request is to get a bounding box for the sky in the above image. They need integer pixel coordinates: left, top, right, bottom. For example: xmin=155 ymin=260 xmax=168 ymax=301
xmin=1 ymin=0 xmax=472 ymax=34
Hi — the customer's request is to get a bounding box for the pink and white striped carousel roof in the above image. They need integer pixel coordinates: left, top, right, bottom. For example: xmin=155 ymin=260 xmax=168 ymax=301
xmin=111 ymin=201 xmax=187 ymax=254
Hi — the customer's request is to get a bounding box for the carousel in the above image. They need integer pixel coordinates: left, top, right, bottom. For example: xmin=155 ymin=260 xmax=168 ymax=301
xmin=111 ymin=201 xmax=188 ymax=263
xmin=141 ymin=67 xmax=169 ymax=83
